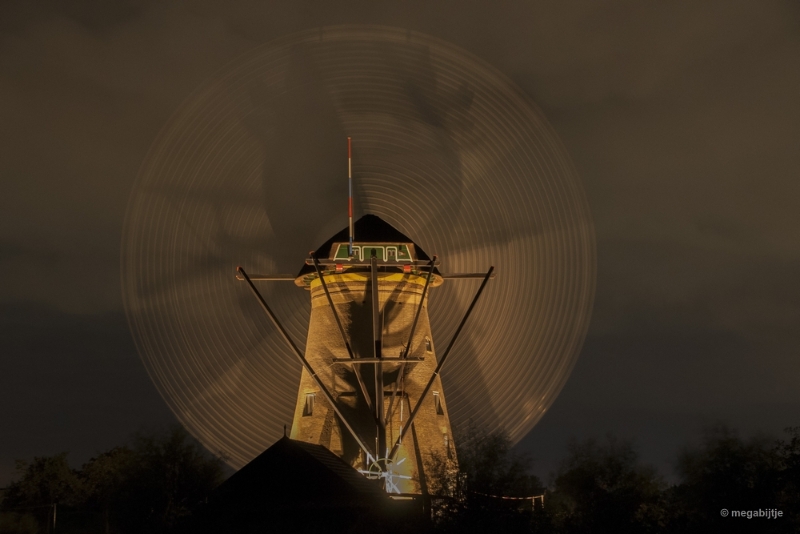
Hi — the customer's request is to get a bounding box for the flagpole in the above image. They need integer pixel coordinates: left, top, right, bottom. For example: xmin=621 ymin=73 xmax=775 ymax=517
xmin=348 ymin=137 xmax=354 ymax=257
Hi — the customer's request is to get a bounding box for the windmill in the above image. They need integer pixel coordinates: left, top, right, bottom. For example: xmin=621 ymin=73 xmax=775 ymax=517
xmin=235 ymin=138 xmax=495 ymax=492
xmin=121 ymin=25 xmax=596 ymax=492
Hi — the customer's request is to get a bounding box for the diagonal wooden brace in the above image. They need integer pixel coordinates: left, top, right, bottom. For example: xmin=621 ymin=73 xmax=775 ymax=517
xmin=237 ymin=266 xmax=374 ymax=460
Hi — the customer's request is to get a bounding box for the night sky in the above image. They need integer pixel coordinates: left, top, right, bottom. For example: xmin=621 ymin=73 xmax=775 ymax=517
xmin=2 ymin=1 xmax=799 ymax=487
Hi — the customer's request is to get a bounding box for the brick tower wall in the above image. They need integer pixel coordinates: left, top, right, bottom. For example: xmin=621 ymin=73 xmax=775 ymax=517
xmin=289 ymin=272 xmax=455 ymax=494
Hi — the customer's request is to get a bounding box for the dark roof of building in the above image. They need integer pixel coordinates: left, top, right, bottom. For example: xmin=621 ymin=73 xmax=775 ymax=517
xmin=188 ymin=437 xmax=418 ymax=533
xmin=211 ymin=436 xmax=388 ymax=507
xmin=297 ymin=214 xmax=432 ymax=277
xmin=290 ymin=439 xmax=383 ymax=496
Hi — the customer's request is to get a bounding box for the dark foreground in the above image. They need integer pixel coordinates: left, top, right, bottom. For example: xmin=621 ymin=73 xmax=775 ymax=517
xmin=1 ymin=425 xmax=798 ymax=533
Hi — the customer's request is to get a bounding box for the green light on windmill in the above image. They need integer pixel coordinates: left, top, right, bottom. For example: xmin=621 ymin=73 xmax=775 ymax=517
xmin=333 ymin=244 xmax=413 ymax=262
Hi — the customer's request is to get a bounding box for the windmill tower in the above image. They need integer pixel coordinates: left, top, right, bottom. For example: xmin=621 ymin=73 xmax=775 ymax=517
xmin=292 ymin=215 xmax=455 ymax=494
xmin=238 ymin=214 xmax=492 ymax=494
xmin=235 ymin=139 xmax=494 ymax=494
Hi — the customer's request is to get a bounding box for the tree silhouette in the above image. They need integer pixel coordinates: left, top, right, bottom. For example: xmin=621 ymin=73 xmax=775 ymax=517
xmin=1 ymin=426 xmax=225 ymax=534
xmin=429 ymin=425 xmax=543 ymax=533
xmin=775 ymin=427 xmax=800 ymax=531
xmin=3 ymin=453 xmax=79 ymax=532
xmin=545 ymin=436 xmax=665 ymax=534
xmin=80 ymin=447 xmax=136 ymax=534
xmin=111 ymin=426 xmax=226 ymax=533
xmin=666 ymin=426 xmax=787 ymax=534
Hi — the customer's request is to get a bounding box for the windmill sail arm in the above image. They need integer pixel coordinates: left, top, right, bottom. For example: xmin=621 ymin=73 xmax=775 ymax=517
xmin=234 ymin=273 xmax=296 ymax=281
xmin=440 ymin=272 xmax=497 ymax=279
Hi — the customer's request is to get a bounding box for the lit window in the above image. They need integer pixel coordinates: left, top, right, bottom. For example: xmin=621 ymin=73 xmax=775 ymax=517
xmin=425 ymin=337 xmax=432 ymax=352
xmin=433 ymin=391 xmax=444 ymax=415
xmin=303 ymin=393 xmax=315 ymax=417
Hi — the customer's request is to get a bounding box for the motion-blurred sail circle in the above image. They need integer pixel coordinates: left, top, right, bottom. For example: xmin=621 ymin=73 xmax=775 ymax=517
xmin=122 ymin=25 xmax=595 ymax=469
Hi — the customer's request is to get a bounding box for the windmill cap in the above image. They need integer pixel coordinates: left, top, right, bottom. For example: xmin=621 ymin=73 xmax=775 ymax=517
xmin=296 ymin=214 xmax=434 ymax=278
